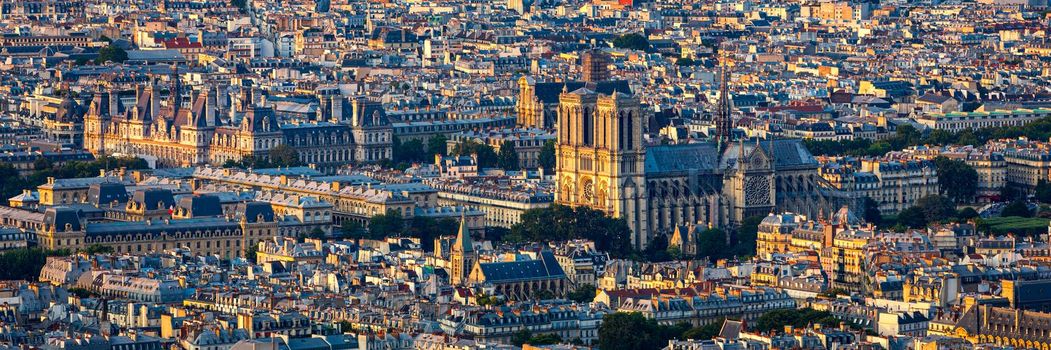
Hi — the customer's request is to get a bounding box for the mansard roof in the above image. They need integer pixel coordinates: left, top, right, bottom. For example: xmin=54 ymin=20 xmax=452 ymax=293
xmin=88 ymin=182 xmax=129 ymax=206
xmin=477 ymin=251 xmax=565 ymax=283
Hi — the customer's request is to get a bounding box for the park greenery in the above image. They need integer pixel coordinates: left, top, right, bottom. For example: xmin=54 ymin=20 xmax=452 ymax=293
xmin=497 ymin=141 xmax=520 ymax=171
xmin=339 ymin=209 xmax=460 ymax=252
xmin=386 ymin=135 xmax=449 ymax=169
xmin=538 ymin=140 xmax=556 ymax=171
xmin=596 ymin=308 xmax=851 ymax=350
xmin=507 ymin=204 xmax=634 ymax=258
xmin=566 ymin=284 xmax=597 ymax=303
xmin=804 ymin=119 xmax=1051 ymax=158
xmin=95 ymin=44 xmax=128 ymax=64
xmin=511 ymin=330 xmax=563 ymax=347
xmin=932 ymin=156 xmax=978 ymax=203
xmin=0 ymin=248 xmax=71 ymax=280
xmin=977 ymin=216 xmax=1050 ymax=236
xmin=450 ymin=140 xmax=499 ymax=168
xmin=222 ymin=144 xmax=303 ymax=169
xmin=749 ymin=308 xmax=847 ymax=333
xmin=612 ymin=33 xmax=649 ymax=51
xmin=0 ymin=156 xmax=149 ymax=200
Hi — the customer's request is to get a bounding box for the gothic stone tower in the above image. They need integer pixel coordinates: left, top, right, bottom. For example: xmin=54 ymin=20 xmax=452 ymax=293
xmin=555 ymin=87 xmax=650 ymax=248
xmin=449 ymin=215 xmax=476 ymax=286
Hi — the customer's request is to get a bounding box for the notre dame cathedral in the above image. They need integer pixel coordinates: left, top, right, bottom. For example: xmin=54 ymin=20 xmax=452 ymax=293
xmin=551 ymin=65 xmax=841 ymax=249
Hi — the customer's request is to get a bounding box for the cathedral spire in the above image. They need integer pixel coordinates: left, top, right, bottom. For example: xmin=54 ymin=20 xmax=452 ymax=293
xmin=715 ymin=57 xmax=734 ymax=150
xmin=454 ymin=210 xmax=473 ymax=253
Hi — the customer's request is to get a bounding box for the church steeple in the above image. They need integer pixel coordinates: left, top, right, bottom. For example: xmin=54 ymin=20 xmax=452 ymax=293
xmin=453 ymin=212 xmax=473 ymax=254
xmin=449 ymin=211 xmax=476 ymax=286
xmin=715 ymin=57 xmax=734 ymax=150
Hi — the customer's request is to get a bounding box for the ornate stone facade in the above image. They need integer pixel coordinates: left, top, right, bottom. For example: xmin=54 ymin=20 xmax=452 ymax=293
xmin=554 ymin=88 xmax=840 ymax=249
xmin=84 ymin=76 xmax=391 ymax=173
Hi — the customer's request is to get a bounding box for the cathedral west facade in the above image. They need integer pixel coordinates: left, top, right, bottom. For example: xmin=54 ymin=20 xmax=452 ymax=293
xmin=84 ymin=73 xmax=392 ymax=173
xmin=552 ymin=77 xmax=841 ymax=249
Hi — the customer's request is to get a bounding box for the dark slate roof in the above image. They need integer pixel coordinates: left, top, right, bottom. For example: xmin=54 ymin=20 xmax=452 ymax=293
xmin=85 ymin=217 xmax=240 ymax=238
xmin=721 ymin=139 xmax=818 ymax=171
xmin=644 ymin=142 xmax=721 ymax=176
xmin=44 ymin=207 xmax=82 ymax=232
xmin=176 ymin=194 xmax=223 ymax=218
xmin=533 ymin=82 xmax=586 ymax=104
xmin=88 ymin=182 xmax=129 ymax=206
xmin=236 ymin=201 xmax=275 ymax=223
xmin=478 ymin=251 xmax=565 ymax=283
xmin=530 ymin=80 xmax=632 ymax=104
xmin=131 ymin=188 xmax=175 ymax=211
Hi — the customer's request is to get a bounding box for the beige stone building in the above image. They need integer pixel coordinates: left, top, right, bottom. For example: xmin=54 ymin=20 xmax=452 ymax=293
xmin=554 ymin=86 xmax=838 ymax=248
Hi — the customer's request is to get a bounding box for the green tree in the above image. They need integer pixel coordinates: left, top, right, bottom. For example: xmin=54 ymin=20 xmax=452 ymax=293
xmin=676 ymin=57 xmax=695 ymax=66
xmin=862 ymin=197 xmax=882 ymax=225
xmin=476 ymin=294 xmax=501 ymax=306
xmin=802 ymin=116 xmax=1051 ymax=158
xmin=396 ymin=138 xmax=426 ymax=163
xmin=915 ymin=195 xmax=956 ymax=224
xmin=497 ymin=140 xmax=520 ymax=170
xmin=933 ymin=156 xmax=978 ymax=203
xmin=897 ymin=207 xmax=928 ymax=229
xmin=526 ymin=333 xmax=562 ymax=346
xmin=751 ymin=308 xmax=840 ymax=333
xmin=612 ymin=33 xmax=649 ymax=51
xmin=95 ymin=45 xmax=128 ymax=64
xmin=1001 ymin=200 xmax=1032 ymax=218
xmin=511 ymin=330 xmax=533 ymax=346
xmin=567 ymin=284 xmax=597 ymax=303
xmin=81 ymin=244 xmax=114 ymax=255
xmin=1035 ymin=181 xmax=1051 ymax=204
xmin=452 ymin=141 xmax=498 ymax=168
xmin=0 ymin=164 xmax=23 ymax=200
xmin=269 ymin=144 xmax=302 ymax=167
xmin=957 ymin=207 xmax=980 ymax=221
xmin=309 ymin=227 xmax=326 ymax=240
xmin=427 ymin=134 xmax=449 ymax=157
xmin=339 ymin=220 xmax=366 ymax=239
xmin=244 ymin=245 xmax=257 ymax=263
xmin=406 ymin=216 xmax=459 ymax=251
xmin=0 ymin=248 xmax=70 ymax=280
xmin=33 ymin=158 xmax=52 ymax=171
xmin=598 ymin=312 xmax=662 ymax=350
xmin=369 ymin=209 xmax=405 ymax=238
xmin=68 ymin=287 xmax=96 ymax=298
xmin=509 ymin=204 xmax=633 ymax=258
xmin=538 ymin=140 xmax=556 ymax=171
xmin=681 ymin=319 xmax=723 ymax=340
xmin=697 ymin=228 xmax=729 ymax=261
xmin=732 ymin=215 xmax=763 ymax=258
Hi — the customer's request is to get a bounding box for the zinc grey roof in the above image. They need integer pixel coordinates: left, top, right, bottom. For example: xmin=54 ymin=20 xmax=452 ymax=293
xmin=720 ymin=139 xmax=818 ymax=171
xmin=477 ymin=251 xmax=565 ymax=283
xmin=88 ymin=182 xmax=129 ymax=206
xmin=85 ymin=217 xmax=240 ymax=237
xmin=644 ymin=142 xmax=720 ymax=175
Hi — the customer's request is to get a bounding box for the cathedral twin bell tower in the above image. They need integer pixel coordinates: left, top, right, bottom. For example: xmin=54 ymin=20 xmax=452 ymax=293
xmin=554 ymin=85 xmax=649 ymax=247
xmin=553 ymin=55 xmax=742 ymax=249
